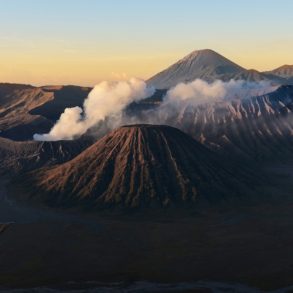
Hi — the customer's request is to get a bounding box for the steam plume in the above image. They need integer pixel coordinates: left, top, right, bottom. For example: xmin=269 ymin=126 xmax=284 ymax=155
xmin=34 ymin=78 xmax=154 ymax=141
xmin=164 ymin=79 xmax=275 ymax=107
xmin=34 ymin=78 xmax=276 ymax=141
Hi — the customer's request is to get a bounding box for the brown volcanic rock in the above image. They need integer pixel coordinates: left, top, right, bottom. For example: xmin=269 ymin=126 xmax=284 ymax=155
xmin=26 ymin=125 xmax=248 ymax=209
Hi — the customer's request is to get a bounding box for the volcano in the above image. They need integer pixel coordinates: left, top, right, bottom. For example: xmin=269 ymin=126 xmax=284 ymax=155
xmin=21 ymin=125 xmax=250 ymax=209
xmin=148 ymin=49 xmax=244 ymax=89
xmin=147 ymin=49 xmax=273 ymax=89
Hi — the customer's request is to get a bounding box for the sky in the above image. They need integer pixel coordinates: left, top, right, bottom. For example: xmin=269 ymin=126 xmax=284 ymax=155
xmin=0 ymin=0 xmax=293 ymax=86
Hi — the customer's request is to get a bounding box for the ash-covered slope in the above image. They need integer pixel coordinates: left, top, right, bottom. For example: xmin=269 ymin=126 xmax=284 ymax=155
xmin=23 ymin=125 xmax=250 ymax=209
xmin=0 ymin=136 xmax=94 ymax=175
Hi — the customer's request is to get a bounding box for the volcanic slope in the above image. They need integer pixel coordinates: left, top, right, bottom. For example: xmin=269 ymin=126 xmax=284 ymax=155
xmin=23 ymin=125 xmax=252 ymax=209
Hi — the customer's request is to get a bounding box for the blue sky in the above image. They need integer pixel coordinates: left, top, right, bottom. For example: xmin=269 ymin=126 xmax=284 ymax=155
xmin=0 ymin=0 xmax=292 ymax=85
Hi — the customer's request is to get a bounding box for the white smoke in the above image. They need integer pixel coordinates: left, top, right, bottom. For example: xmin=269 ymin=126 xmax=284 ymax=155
xmin=164 ymin=79 xmax=275 ymax=107
xmin=124 ymin=78 xmax=272 ymax=121
xmin=34 ymin=78 xmax=154 ymax=141
xmin=115 ymin=78 xmax=278 ymax=131
xmin=34 ymin=78 xmax=277 ymax=141
xmin=142 ymin=79 xmax=276 ymax=123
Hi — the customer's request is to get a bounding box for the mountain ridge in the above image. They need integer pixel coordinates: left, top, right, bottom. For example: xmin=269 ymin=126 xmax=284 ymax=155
xmin=265 ymin=64 xmax=293 ymax=80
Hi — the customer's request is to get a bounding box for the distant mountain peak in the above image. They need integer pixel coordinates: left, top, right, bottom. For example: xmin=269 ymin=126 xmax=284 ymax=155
xmin=147 ymin=49 xmax=247 ymax=89
xmin=180 ymin=48 xmax=217 ymax=60
xmin=147 ymin=49 xmax=293 ymax=89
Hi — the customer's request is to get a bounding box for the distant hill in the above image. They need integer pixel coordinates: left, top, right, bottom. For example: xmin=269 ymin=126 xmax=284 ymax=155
xmin=264 ymin=65 xmax=293 ymax=82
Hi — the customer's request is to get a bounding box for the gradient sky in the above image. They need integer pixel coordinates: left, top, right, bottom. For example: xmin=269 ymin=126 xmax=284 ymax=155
xmin=0 ymin=0 xmax=293 ymax=86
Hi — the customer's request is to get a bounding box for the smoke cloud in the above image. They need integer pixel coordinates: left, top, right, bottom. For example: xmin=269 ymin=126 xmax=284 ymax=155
xmin=164 ymin=79 xmax=275 ymax=107
xmin=126 ymin=79 xmax=277 ymax=127
xmin=34 ymin=78 xmax=154 ymax=141
xmin=34 ymin=78 xmax=277 ymax=141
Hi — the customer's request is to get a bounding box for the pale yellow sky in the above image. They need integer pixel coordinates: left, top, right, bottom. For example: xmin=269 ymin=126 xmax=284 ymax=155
xmin=1 ymin=0 xmax=293 ymax=86
xmin=0 ymin=46 xmax=292 ymax=87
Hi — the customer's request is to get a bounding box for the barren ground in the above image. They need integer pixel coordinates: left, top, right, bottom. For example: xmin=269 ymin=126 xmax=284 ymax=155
xmin=1 ymin=163 xmax=293 ymax=292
